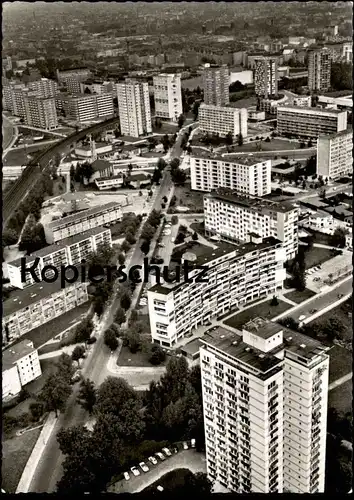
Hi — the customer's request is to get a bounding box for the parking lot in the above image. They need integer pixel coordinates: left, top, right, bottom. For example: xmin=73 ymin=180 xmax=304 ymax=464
xmin=305 ymin=252 xmax=352 ymax=293
xmin=108 ymin=446 xmax=206 ymax=494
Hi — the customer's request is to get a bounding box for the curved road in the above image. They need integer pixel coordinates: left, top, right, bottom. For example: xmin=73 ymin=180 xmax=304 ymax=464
xmin=28 ymin=125 xmax=187 ymax=493
xmin=2 ymin=114 xmax=18 ymax=153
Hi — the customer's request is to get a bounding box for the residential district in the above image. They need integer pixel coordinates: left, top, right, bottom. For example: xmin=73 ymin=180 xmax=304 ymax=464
xmin=1 ymin=1 xmax=353 ymax=496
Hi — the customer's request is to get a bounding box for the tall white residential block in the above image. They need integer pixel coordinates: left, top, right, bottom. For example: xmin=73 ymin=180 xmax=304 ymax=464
xmin=153 ymin=73 xmax=183 ymax=121
xmin=199 ymin=104 xmax=248 ymax=137
xmin=317 ymin=129 xmax=353 ymax=180
xmin=116 ymin=79 xmax=152 ymax=137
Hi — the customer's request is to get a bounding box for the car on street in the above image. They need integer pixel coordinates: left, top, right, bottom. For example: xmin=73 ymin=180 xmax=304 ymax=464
xmin=87 ymin=336 xmax=97 ymax=344
xmin=310 ymin=309 xmax=318 ymax=314
xmin=157 ymin=486 xmax=164 ymax=492
xmin=183 ymin=442 xmax=189 ymax=450
xmin=148 ymin=456 xmax=158 ymax=465
xmin=338 ymin=294 xmax=344 ymax=299
xmin=124 ymin=472 xmax=130 ymax=481
xmin=299 ymin=315 xmax=306 ymax=321
xmin=162 ymin=447 xmax=172 ymax=457
xmin=139 ymin=462 xmax=149 ymax=473
xmin=155 ymin=452 xmax=165 ymax=461
xmin=157 ymin=243 xmax=165 ymax=248
xmin=131 ymin=466 xmax=140 ymax=477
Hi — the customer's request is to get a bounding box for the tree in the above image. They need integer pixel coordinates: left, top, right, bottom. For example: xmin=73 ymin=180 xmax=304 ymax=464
xmin=331 ymin=227 xmax=348 ymax=248
xmin=171 ymin=215 xmax=178 ymax=225
xmin=39 ymin=373 xmax=72 ymax=417
xmin=56 ymin=353 xmax=75 ymax=383
xmin=225 ymin=131 xmax=233 ymax=146
xmin=322 ymin=317 xmax=345 ymax=341
xmin=2 ymin=228 xmax=18 ymax=247
xmin=161 ymin=356 xmax=190 ymax=405
xmin=270 ymin=295 xmax=279 ymax=306
xmin=170 ymin=158 xmax=180 ymax=170
xmin=120 ymin=292 xmax=131 ymax=311
xmin=86 ymin=243 xmax=116 ymax=273
xmin=115 ymin=307 xmax=126 ymax=325
xmin=72 ymin=345 xmax=85 ymax=366
xmin=161 ymin=135 xmax=170 ymax=153
xmin=74 ymin=317 xmax=93 ymax=344
xmin=151 ymin=167 xmax=162 ymax=185
xmin=149 ymin=344 xmax=166 ymax=365
xmin=157 ymin=158 xmax=167 ymax=171
xmin=29 ymin=401 xmax=45 ymax=421
xmin=124 ymin=329 xmax=142 ymax=353
xmin=104 ymin=328 xmax=119 ymax=351
xmin=57 ymin=425 xmax=92 ymax=457
xmin=192 ymin=101 xmax=201 ymax=121
xmin=121 ymin=240 xmax=130 ymax=253
xmin=77 ymin=379 xmax=96 ymax=415
xmin=192 ymin=232 xmax=199 ymax=241
xmin=237 ymin=133 xmax=243 ymax=146
xmin=140 ymin=239 xmax=150 ymax=255
xmin=94 ymin=377 xmax=138 ymax=417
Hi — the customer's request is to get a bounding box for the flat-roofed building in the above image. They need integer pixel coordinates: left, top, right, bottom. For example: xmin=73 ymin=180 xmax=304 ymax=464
xmin=58 ymin=93 xmax=114 ymax=122
xmin=148 ymin=238 xmax=286 ymax=348
xmin=277 ymin=105 xmax=347 ymax=139
xmin=3 ymin=340 xmax=42 ymax=400
xmin=203 ymin=64 xmax=230 ymax=107
xmin=199 ymin=104 xmax=248 ymax=137
xmin=116 ymin=79 xmax=152 ymax=137
xmin=3 ymin=279 xmax=89 ymax=345
xmin=28 ymin=78 xmax=58 ymax=98
xmin=190 ymin=151 xmax=271 ymax=196
xmin=43 ymin=202 xmax=122 ymax=244
xmin=6 ymin=227 xmax=112 ymax=289
xmin=317 ymin=129 xmax=353 ymax=180
xmin=204 ymin=191 xmax=298 ymax=259
xmin=200 ymin=320 xmax=329 ymax=493
xmin=308 ymin=48 xmax=331 ymax=92
xmin=153 ymin=73 xmax=183 ymax=121
xmin=23 ymin=95 xmax=58 ymax=130
xmin=254 ymin=56 xmax=279 ymax=98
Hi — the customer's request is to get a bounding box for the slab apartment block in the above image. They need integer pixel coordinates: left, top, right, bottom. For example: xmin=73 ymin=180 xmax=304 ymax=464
xmin=316 ymin=129 xmax=353 ymax=180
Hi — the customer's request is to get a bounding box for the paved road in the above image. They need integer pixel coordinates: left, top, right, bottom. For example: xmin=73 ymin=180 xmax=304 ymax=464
xmin=29 ymin=128 xmax=186 ymax=493
xmin=3 ymin=114 xmax=19 ymax=156
xmin=221 ymin=148 xmax=316 ymax=159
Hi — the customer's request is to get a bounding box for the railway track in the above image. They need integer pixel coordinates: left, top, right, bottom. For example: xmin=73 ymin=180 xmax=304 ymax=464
xmin=3 ymin=117 xmax=120 ymax=225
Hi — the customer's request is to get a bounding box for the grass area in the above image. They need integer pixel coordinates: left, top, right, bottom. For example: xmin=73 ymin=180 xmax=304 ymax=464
xmin=314 ymin=298 xmax=353 ymax=343
xmin=4 ymin=397 xmax=36 ymax=419
xmin=285 ymin=288 xmax=317 ymax=304
xmin=304 ymin=229 xmax=333 ymax=246
xmin=328 ymin=379 xmax=353 ymax=414
xmin=117 ymin=344 xmax=166 ymax=368
xmin=37 ymin=341 xmax=62 ymax=356
xmin=288 ymin=246 xmax=334 ymax=270
xmin=2 ymin=426 xmax=42 ymax=493
xmin=169 ymin=184 xmax=205 ymax=213
xmin=14 ymin=303 xmax=90 ymax=349
xmin=152 ymin=122 xmax=179 ymax=134
xmin=328 ymin=345 xmax=353 ymax=384
xmin=137 ymin=313 xmax=151 ymax=334
xmin=25 ymin=356 xmax=61 ymax=396
xmin=44 ymin=177 xmax=66 ymax=200
xmin=224 ymin=299 xmax=293 ymax=330
xmin=190 ymin=221 xmax=205 ymax=236
xmin=144 ymin=468 xmax=195 ymax=493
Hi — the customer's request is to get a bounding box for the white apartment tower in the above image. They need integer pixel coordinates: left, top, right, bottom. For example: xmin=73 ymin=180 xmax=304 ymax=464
xmin=308 ymin=48 xmax=331 ymax=92
xmin=116 ymin=79 xmax=152 ymax=137
xmin=204 ymin=192 xmax=298 ymax=260
xmin=203 ymin=64 xmax=230 ymax=107
xmin=28 ymin=78 xmax=58 ymax=98
xmin=200 ymin=319 xmax=329 ymax=493
xmin=254 ymin=56 xmax=279 ymax=98
xmin=190 ymin=152 xmax=271 ymax=197
xmin=24 ymin=96 xmax=58 ymax=130
xmin=317 ymin=129 xmax=353 ymax=180
xmin=153 ymin=73 xmax=183 ymax=121
xmin=199 ymin=104 xmax=248 ymax=138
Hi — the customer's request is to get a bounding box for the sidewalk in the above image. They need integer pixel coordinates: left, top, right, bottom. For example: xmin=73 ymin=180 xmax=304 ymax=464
xmin=16 ymin=412 xmax=57 ymax=493
xmin=328 ymin=372 xmax=352 ymax=391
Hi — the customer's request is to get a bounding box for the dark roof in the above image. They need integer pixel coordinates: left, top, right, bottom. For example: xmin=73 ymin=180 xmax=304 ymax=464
xmin=207 ymin=191 xmax=296 ymax=214
xmin=192 ymin=150 xmax=270 ymax=166
xmin=47 ymin=202 xmax=121 ymax=229
xmin=91 ymin=159 xmax=112 ymax=172
xmin=3 ymin=340 xmax=36 ymax=371
xmin=277 ymin=104 xmax=345 ymax=115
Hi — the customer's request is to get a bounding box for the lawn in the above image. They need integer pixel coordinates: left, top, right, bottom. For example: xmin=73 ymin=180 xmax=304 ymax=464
xmin=328 ymin=379 xmax=353 ymax=414
xmin=223 ymin=299 xmax=293 ymax=330
xmin=14 ymin=303 xmax=90 ymax=349
xmin=137 ymin=313 xmax=151 ymax=334
xmin=2 ymin=426 xmax=41 ymax=493
xmin=313 ymin=298 xmax=353 ymax=343
xmin=37 ymin=341 xmax=62 ymax=356
xmin=224 ymin=138 xmax=302 ymax=154
xmin=117 ymin=344 xmax=166 ymax=368
xmin=152 ymin=122 xmax=179 ymax=134
xmin=169 ymin=184 xmax=205 ymax=213
xmin=291 ymin=246 xmax=334 ymax=270
xmin=144 ymin=468 xmax=195 ymax=493
xmin=328 ymin=345 xmax=353 ymax=384
xmin=25 ymin=356 xmax=61 ymax=396
xmin=303 ymin=229 xmax=333 ymax=246
xmin=285 ymin=288 xmax=317 ymax=304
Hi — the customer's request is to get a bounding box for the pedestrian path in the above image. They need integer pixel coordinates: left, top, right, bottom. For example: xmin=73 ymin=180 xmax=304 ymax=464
xmin=328 ymin=372 xmax=352 ymax=391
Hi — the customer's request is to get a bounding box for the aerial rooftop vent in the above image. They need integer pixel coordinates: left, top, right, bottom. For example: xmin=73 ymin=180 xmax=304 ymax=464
xmin=300 ymin=344 xmax=306 ymax=348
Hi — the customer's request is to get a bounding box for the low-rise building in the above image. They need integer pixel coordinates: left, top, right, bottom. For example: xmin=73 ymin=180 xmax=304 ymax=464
xmin=199 ymin=104 xmax=248 ymax=137
xmin=190 ymin=151 xmax=271 ymax=196
xmin=204 ymin=191 xmax=298 ymax=259
xmin=248 ymin=107 xmax=266 ymax=121
xmin=260 ymin=95 xmax=288 ymax=115
xmin=148 ymin=237 xmax=286 ymax=348
xmin=3 ymin=340 xmax=42 ymax=400
xmin=317 ymin=95 xmax=352 ymax=112
xmin=277 ymin=105 xmax=347 ymax=139
xmin=6 ymin=227 xmax=112 ymax=289
xmin=44 ymin=202 xmax=122 ymax=244
xmin=3 ymin=280 xmax=89 ymax=345
xmin=317 ymin=129 xmax=353 ymax=180
xmin=292 ymin=95 xmax=312 ymax=107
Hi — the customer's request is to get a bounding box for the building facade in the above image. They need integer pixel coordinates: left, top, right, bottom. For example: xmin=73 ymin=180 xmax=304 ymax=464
xmin=200 ymin=319 xmax=329 ymax=493
xmin=277 ymin=106 xmax=347 ymax=138
xmin=3 ymin=281 xmax=89 ymax=344
xmin=199 ymin=104 xmax=248 ymax=138
xmin=254 ymin=56 xmax=279 ymax=98
xmin=203 ymin=64 xmax=230 ymax=107
xmin=59 ymin=93 xmax=114 ymax=122
xmin=23 ymin=96 xmax=58 ymax=130
xmin=153 ymin=73 xmax=183 ymax=121
xmin=204 ymin=192 xmax=298 ymax=260
xmin=308 ymin=48 xmax=331 ymax=92
xmin=317 ymin=129 xmax=353 ymax=180
xmin=190 ymin=152 xmax=271 ymax=196
xmin=6 ymin=227 xmax=112 ymax=289
xmin=3 ymin=340 xmax=42 ymax=400
xmin=44 ymin=202 xmax=122 ymax=244
xmin=28 ymin=78 xmax=58 ymax=98
xmin=148 ymin=238 xmax=286 ymax=348
xmin=116 ymin=79 xmax=152 ymax=137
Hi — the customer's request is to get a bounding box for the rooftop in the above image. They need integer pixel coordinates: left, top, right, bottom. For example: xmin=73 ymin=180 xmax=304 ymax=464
xmin=192 ymin=150 xmax=270 ymax=166
xmin=277 ymin=104 xmax=345 ymax=115
xmin=206 ymin=190 xmax=296 ymax=213
xmin=91 ymin=159 xmax=112 ymax=172
xmin=47 ymin=201 xmax=121 ymax=229
xmin=3 ymin=269 xmax=82 ymax=317
xmin=319 ymin=128 xmax=353 ymax=140
xmin=243 ymin=317 xmax=283 ymax=339
xmin=3 ymin=340 xmax=36 ymax=371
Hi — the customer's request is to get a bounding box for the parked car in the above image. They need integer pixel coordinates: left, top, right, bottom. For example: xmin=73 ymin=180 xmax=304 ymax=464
xmin=87 ymin=336 xmax=97 ymax=345
xmin=157 ymin=486 xmax=164 ymax=492
xmin=173 ymin=447 xmax=178 ymax=454
xmin=338 ymin=294 xmax=344 ymax=299
xmin=155 ymin=452 xmax=165 ymax=461
xmin=191 ymin=439 xmax=196 ymax=448
xmin=130 ymin=466 xmax=140 ymax=477
xmin=124 ymin=472 xmax=130 ymax=481
xmin=299 ymin=315 xmax=306 ymax=321
xmin=183 ymin=442 xmax=189 ymax=450
xmin=310 ymin=309 xmax=318 ymax=314
xmin=157 ymin=243 xmax=165 ymax=248
xmin=148 ymin=456 xmax=158 ymax=465
xmin=162 ymin=447 xmax=172 ymax=457
xmin=139 ymin=462 xmax=149 ymax=473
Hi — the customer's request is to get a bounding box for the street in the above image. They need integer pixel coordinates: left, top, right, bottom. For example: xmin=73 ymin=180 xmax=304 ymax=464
xmin=28 ymin=124 xmax=187 ymax=493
